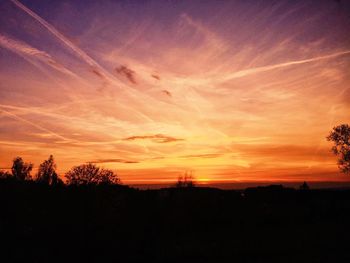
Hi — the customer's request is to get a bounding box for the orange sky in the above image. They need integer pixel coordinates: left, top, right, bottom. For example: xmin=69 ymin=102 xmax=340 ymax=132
xmin=0 ymin=0 xmax=350 ymax=184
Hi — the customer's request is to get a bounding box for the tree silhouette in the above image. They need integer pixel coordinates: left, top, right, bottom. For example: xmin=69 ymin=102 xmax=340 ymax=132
xmin=36 ymin=155 xmax=62 ymax=185
xmin=11 ymin=157 xmax=33 ymax=181
xmin=65 ymin=163 xmax=119 ymax=185
xmin=327 ymin=124 xmax=350 ymax=174
xmin=299 ymin=181 xmax=310 ymax=190
xmin=98 ymin=168 xmax=120 ymax=185
xmin=0 ymin=170 xmax=11 ymax=179
xmin=176 ymin=171 xmax=196 ymax=188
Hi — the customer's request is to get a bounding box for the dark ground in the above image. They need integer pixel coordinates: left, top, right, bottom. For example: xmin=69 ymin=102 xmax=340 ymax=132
xmin=1 ymin=180 xmax=350 ymax=263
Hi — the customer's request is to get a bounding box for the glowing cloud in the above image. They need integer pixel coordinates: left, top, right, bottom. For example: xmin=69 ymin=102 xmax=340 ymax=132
xmin=123 ymin=134 xmax=184 ymax=143
xmin=0 ymin=0 xmax=349 ymax=184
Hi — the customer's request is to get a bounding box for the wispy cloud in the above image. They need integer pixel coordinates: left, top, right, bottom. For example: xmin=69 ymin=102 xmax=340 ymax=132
xmin=219 ymin=50 xmax=350 ymax=82
xmin=90 ymin=158 xmax=139 ymax=164
xmin=0 ymin=108 xmax=70 ymax=141
xmin=123 ymin=134 xmax=184 ymax=143
xmin=180 ymin=153 xmax=222 ymax=159
xmin=10 ymin=0 xmax=117 ymax=84
xmin=1 ymin=0 xmax=349 ymax=183
xmin=115 ymin=65 xmax=137 ymax=84
xmin=0 ymin=34 xmax=76 ymax=76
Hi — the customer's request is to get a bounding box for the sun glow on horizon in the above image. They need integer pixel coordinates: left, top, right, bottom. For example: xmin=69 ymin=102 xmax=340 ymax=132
xmin=1 ymin=0 xmax=350 ymax=183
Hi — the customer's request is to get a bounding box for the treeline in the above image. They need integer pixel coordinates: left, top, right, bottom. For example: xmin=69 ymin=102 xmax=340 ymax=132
xmin=0 ymin=155 xmax=119 ymax=186
xmin=0 ymin=155 xmax=196 ymax=188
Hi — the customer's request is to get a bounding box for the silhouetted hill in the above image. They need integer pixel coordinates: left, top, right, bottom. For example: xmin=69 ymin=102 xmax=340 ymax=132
xmin=1 ymin=180 xmax=350 ymax=262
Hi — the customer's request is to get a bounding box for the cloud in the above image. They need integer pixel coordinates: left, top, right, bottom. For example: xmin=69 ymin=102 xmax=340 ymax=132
xmin=91 ymin=68 xmax=105 ymax=79
xmin=219 ymin=50 xmax=350 ymax=82
xmin=2 ymin=0 xmax=350 ymax=181
xmin=0 ymin=108 xmax=70 ymax=141
xmin=123 ymin=134 xmax=184 ymax=143
xmin=161 ymin=90 xmax=172 ymax=97
xmin=180 ymin=153 xmax=222 ymax=159
xmin=10 ymin=0 xmax=104 ymax=70
xmin=115 ymin=65 xmax=137 ymax=84
xmin=90 ymin=158 xmax=139 ymax=164
xmin=0 ymin=35 xmax=46 ymax=56
xmin=0 ymin=34 xmax=76 ymax=76
xmin=151 ymin=74 xmax=160 ymax=80
xmin=9 ymin=0 xmax=126 ymax=86
xmin=235 ymin=144 xmax=332 ymax=162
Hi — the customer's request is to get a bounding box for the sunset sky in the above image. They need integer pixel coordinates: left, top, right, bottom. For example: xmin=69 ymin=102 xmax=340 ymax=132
xmin=1 ymin=0 xmax=350 ymax=184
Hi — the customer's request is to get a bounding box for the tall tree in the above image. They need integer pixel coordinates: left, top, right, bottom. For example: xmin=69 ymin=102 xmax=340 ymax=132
xmin=65 ymin=163 xmax=119 ymax=185
xmin=11 ymin=157 xmax=33 ymax=181
xmin=36 ymin=155 xmax=60 ymax=185
xmin=327 ymin=124 xmax=350 ymax=174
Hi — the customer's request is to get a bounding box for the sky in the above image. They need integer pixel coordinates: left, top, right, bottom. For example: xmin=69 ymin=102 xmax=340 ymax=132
xmin=0 ymin=0 xmax=350 ymax=184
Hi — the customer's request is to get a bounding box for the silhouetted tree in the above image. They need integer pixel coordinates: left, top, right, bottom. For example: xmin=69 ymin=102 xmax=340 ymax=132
xmin=299 ymin=181 xmax=310 ymax=190
xmin=99 ymin=168 xmax=120 ymax=185
xmin=0 ymin=170 xmax=11 ymax=179
xmin=11 ymin=157 xmax=33 ymax=181
xmin=65 ymin=163 xmax=119 ymax=185
xmin=327 ymin=124 xmax=350 ymax=174
xmin=36 ymin=155 xmax=62 ymax=185
xmin=176 ymin=171 xmax=196 ymax=188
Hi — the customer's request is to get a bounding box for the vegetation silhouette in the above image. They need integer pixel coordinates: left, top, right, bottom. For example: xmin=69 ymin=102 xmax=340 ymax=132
xmin=65 ymin=163 xmax=119 ymax=185
xmin=327 ymin=124 xmax=350 ymax=174
xmin=1 ymin=178 xmax=350 ymax=262
xmin=299 ymin=181 xmax=310 ymax=190
xmin=0 ymin=170 xmax=11 ymax=179
xmin=36 ymin=155 xmax=63 ymax=185
xmin=11 ymin=156 xmax=33 ymax=181
xmin=1 ymin=148 xmax=350 ymax=262
xmin=175 ymin=171 xmax=196 ymax=188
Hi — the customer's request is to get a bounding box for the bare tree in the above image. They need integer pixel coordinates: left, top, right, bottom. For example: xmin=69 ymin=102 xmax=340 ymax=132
xmin=11 ymin=157 xmax=33 ymax=181
xmin=327 ymin=124 xmax=350 ymax=174
xmin=65 ymin=163 xmax=119 ymax=185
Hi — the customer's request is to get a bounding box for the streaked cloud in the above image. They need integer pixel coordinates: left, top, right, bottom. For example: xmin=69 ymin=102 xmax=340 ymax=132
xmin=0 ymin=34 xmax=76 ymax=77
xmin=218 ymin=50 xmax=350 ymax=82
xmin=180 ymin=153 xmax=222 ymax=159
xmin=90 ymin=158 xmax=139 ymax=164
xmin=0 ymin=0 xmax=349 ymax=184
xmin=123 ymin=134 xmax=184 ymax=143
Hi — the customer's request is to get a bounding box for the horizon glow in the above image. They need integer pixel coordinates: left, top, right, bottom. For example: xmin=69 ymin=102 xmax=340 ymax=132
xmin=1 ymin=0 xmax=350 ymax=184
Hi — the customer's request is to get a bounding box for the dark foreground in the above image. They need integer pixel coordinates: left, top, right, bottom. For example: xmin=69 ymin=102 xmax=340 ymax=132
xmin=1 ymin=181 xmax=350 ymax=263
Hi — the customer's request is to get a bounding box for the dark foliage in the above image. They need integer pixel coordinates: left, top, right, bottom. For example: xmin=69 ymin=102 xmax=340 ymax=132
xmin=65 ymin=163 xmax=119 ymax=185
xmin=327 ymin=124 xmax=350 ymax=174
xmin=300 ymin=181 xmax=310 ymax=190
xmin=11 ymin=156 xmax=33 ymax=181
xmin=0 ymin=170 xmax=11 ymax=179
xmin=1 ymin=181 xmax=350 ymax=263
xmin=176 ymin=172 xmax=196 ymax=188
xmin=36 ymin=155 xmax=63 ymax=185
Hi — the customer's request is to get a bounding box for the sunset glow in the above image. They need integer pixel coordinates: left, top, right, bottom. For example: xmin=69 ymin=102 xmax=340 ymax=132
xmin=1 ymin=0 xmax=350 ymax=184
